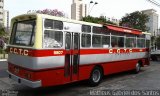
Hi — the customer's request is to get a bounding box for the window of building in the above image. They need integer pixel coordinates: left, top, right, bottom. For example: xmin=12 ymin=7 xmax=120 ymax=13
xmin=81 ymin=34 xmax=91 ymax=47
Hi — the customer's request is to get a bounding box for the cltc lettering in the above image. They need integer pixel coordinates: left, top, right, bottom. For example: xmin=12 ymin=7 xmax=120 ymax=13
xmin=9 ymin=47 xmax=29 ymax=56
xmin=109 ymin=49 xmax=132 ymax=54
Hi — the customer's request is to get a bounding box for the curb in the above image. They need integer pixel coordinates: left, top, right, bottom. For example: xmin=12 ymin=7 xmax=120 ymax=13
xmin=0 ymin=59 xmax=7 ymax=61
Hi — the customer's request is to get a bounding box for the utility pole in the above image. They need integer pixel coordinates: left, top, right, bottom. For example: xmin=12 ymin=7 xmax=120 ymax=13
xmin=87 ymin=1 xmax=98 ymax=16
xmin=146 ymin=0 xmax=160 ymax=7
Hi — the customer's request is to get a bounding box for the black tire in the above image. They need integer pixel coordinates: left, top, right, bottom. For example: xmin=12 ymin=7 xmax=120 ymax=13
xmin=151 ymin=55 xmax=157 ymax=61
xmin=134 ymin=63 xmax=141 ymax=74
xmin=88 ymin=66 xmax=103 ymax=86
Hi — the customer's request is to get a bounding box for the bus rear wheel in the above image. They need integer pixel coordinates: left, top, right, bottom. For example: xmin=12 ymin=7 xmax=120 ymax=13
xmin=134 ymin=63 xmax=141 ymax=74
xmin=88 ymin=66 xmax=103 ymax=86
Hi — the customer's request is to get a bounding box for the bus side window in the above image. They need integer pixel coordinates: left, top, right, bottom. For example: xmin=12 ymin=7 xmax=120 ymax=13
xmin=118 ymin=37 xmax=124 ymax=47
xmin=125 ymin=37 xmax=136 ymax=48
xmin=44 ymin=19 xmax=63 ymax=30
xmin=81 ymin=34 xmax=91 ymax=47
xmin=111 ymin=36 xmax=118 ymax=47
xmin=92 ymin=35 xmax=102 ymax=47
xmin=102 ymin=36 xmax=110 ymax=48
xmin=137 ymin=38 xmax=145 ymax=48
xmin=44 ymin=30 xmax=63 ymax=48
xmin=111 ymin=42 xmax=117 ymax=47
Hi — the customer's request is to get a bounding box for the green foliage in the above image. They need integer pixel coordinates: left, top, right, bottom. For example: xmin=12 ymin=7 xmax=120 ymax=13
xmin=0 ymin=26 xmax=9 ymax=46
xmin=0 ymin=48 xmax=5 ymax=54
xmin=0 ymin=28 xmax=5 ymax=37
xmin=81 ymin=16 xmax=117 ymax=25
xmin=119 ymin=11 xmax=149 ymax=31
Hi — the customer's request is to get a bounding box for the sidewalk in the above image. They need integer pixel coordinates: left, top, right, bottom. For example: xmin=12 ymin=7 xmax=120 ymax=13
xmin=0 ymin=59 xmax=7 ymax=61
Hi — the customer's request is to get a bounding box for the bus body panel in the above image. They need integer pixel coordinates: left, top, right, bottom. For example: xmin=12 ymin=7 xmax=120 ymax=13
xmin=8 ymin=47 xmax=148 ymax=70
xmin=8 ymin=58 xmax=148 ymax=87
xmin=8 ymin=47 xmax=149 ymax=87
xmin=7 ymin=14 xmax=151 ymax=88
xmin=8 ymin=53 xmax=65 ymax=70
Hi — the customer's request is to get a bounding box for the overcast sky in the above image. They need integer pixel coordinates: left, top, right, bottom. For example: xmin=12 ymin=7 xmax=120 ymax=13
xmin=4 ymin=0 xmax=160 ymax=24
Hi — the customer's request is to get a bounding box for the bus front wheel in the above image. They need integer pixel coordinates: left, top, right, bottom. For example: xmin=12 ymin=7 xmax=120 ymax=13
xmin=88 ymin=66 xmax=103 ymax=86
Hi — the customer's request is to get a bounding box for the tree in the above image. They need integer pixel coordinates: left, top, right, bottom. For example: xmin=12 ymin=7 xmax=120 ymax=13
xmin=28 ymin=9 xmax=65 ymax=17
xmin=81 ymin=16 xmax=117 ymax=25
xmin=0 ymin=23 xmax=9 ymax=49
xmin=0 ymin=28 xmax=5 ymax=37
xmin=119 ymin=11 xmax=149 ymax=31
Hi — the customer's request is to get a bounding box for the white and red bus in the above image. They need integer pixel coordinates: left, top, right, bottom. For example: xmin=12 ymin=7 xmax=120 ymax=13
xmin=7 ymin=13 xmax=150 ymax=88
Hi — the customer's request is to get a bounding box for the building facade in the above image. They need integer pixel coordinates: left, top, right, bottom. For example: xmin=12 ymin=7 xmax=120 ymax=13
xmin=0 ymin=0 xmax=4 ymax=26
xmin=142 ymin=9 xmax=159 ymax=36
xmin=0 ymin=0 xmax=9 ymax=29
xmin=71 ymin=0 xmax=87 ymax=20
xmin=3 ymin=10 xmax=9 ymax=29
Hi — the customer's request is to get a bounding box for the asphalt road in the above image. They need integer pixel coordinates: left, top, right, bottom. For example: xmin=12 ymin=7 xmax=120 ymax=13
xmin=0 ymin=61 xmax=160 ymax=96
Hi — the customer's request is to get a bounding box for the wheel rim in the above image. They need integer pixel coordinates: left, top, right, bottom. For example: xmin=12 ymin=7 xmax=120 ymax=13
xmin=136 ymin=63 xmax=140 ymax=72
xmin=92 ymin=69 xmax=101 ymax=83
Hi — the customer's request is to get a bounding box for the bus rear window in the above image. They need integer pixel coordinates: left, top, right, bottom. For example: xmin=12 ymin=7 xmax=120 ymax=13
xmin=10 ymin=20 xmax=36 ymax=46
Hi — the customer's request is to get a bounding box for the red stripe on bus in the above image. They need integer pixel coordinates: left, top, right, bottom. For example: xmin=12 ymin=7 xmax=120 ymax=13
xmin=8 ymin=47 xmax=148 ymax=57
xmin=30 ymin=48 xmax=147 ymax=57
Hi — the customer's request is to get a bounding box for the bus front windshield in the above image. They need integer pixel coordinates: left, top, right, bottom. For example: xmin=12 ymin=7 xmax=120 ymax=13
xmin=10 ymin=20 xmax=36 ymax=46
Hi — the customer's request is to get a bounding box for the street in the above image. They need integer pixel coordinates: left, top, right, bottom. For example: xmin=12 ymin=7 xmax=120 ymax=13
xmin=0 ymin=61 xmax=160 ymax=96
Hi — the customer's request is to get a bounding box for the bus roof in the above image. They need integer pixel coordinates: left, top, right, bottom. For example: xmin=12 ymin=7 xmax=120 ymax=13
xmin=11 ymin=13 xmax=102 ymax=27
xmin=12 ymin=13 xmax=144 ymax=35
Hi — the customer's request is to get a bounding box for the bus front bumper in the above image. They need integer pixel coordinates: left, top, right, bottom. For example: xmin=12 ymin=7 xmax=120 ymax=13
xmin=7 ymin=71 xmax=41 ymax=88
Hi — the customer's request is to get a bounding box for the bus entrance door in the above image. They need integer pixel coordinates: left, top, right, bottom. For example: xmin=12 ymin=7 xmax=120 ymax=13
xmin=64 ymin=32 xmax=80 ymax=83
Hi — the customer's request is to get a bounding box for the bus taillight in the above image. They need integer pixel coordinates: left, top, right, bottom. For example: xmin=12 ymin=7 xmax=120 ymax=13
xmin=24 ymin=72 xmax=32 ymax=80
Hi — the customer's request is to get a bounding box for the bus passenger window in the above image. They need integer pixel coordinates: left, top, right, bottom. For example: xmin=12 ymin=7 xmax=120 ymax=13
xmin=126 ymin=37 xmax=136 ymax=47
xmin=92 ymin=35 xmax=102 ymax=47
xmin=146 ymin=40 xmax=150 ymax=48
xmin=137 ymin=38 xmax=145 ymax=48
xmin=81 ymin=34 xmax=91 ymax=47
xmin=44 ymin=19 xmax=63 ymax=30
xmin=118 ymin=37 xmax=124 ymax=47
xmin=43 ymin=30 xmax=63 ymax=48
xmin=111 ymin=36 xmax=118 ymax=47
xmin=102 ymin=36 xmax=110 ymax=48
xmin=82 ymin=25 xmax=91 ymax=33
